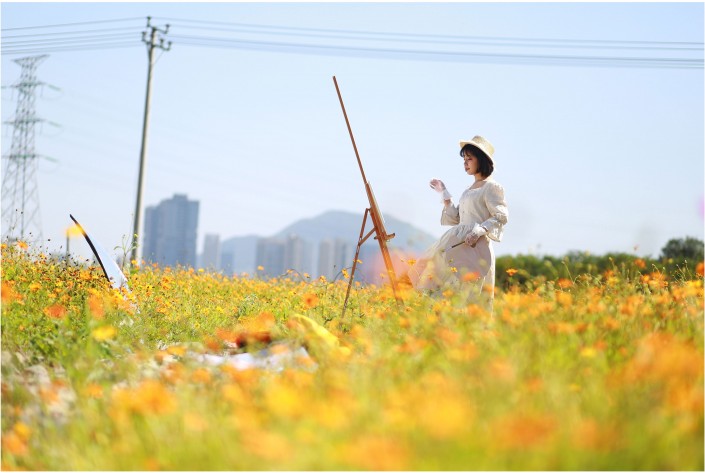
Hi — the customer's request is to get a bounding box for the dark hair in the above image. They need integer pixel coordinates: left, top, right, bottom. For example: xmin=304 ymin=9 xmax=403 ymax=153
xmin=460 ymin=144 xmax=494 ymax=178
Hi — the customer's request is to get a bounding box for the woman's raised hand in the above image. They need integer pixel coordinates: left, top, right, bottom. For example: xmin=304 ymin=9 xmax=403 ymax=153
xmin=429 ymin=178 xmax=446 ymax=192
xmin=430 ymin=178 xmax=452 ymax=202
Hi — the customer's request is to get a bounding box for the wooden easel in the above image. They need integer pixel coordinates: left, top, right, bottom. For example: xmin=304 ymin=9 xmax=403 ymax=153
xmin=333 ymin=76 xmax=400 ymax=316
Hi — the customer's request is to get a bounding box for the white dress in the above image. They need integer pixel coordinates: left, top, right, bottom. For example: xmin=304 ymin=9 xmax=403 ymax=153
xmin=408 ymin=178 xmax=508 ymax=311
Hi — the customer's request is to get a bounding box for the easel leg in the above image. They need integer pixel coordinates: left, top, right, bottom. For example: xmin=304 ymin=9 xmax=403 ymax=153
xmin=378 ymin=238 xmax=402 ymax=305
xmin=342 ymin=209 xmax=370 ymax=317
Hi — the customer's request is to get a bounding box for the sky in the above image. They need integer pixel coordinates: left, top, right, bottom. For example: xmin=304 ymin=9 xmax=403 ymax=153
xmin=1 ymin=1 xmax=703 ymax=263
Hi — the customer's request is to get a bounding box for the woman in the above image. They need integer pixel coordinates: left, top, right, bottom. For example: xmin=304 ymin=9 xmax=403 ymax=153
xmin=407 ymin=135 xmax=508 ymax=312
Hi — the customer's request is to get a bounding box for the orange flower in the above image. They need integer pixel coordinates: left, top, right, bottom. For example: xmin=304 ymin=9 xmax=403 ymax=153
xmin=302 ymin=293 xmax=319 ymax=309
xmin=462 ymin=271 xmax=480 ymax=282
xmin=494 ymin=413 xmax=557 ymax=449
xmin=342 ymin=435 xmax=410 ymax=470
xmin=111 ymin=379 xmax=177 ymax=416
xmin=87 ymin=294 xmax=105 ymax=319
xmin=16 ymin=241 xmax=28 ymax=250
xmin=696 ymin=261 xmax=704 ymax=277
xmin=557 ymin=278 xmax=573 ymax=289
xmin=506 ymin=268 xmax=518 ymax=276
xmin=84 ymin=383 xmax=104 ymax=399
xmin=1 ymin=282 xmax=21 ymax=304
xmin=634 ymin=258 xmax=646 ymax=269
xmin=191 ymin=368 xmax=212 ymax=384
xmin=406 ymin=258 xmax=417 ymax=267
xmin=246 ymin=311 xmax=276 ymax=332
xmin=44 ymin=304 xmax=68 ymax=319
xmin=166 ymin=345 xmax=187 ymax=357
xmin=2 ymin=432 xmax=28 ymax=456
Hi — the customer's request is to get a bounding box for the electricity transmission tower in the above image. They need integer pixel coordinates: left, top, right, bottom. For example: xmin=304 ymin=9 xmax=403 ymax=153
xmin=1 ymin=55 xmax=54 ymax=243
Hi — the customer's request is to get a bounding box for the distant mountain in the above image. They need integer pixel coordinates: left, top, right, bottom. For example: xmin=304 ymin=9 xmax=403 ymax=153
xmin=273 ymin=210 xmax=435 ymax=253
xmin=217 ymin=210 xmax=436 ymax=278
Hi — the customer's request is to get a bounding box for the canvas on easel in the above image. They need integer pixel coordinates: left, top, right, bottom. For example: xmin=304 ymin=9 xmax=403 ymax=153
xmin=332 ymin=76 xmax=400 ymax=315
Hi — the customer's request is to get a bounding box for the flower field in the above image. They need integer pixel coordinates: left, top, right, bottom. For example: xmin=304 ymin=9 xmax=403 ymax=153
xmin=1 ymin=242 xmax=703 ymax=470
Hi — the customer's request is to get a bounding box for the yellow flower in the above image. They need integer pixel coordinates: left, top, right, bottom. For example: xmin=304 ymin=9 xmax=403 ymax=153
xmin=92 ymin=325 xmax=117 ymax=341
xmin=506 ymin=268 xmax=518 ymax=276
xmin=65 ymin=224 xmax=83 ymax=237
xmin=257 ymin=265 xmax=264 ymax=271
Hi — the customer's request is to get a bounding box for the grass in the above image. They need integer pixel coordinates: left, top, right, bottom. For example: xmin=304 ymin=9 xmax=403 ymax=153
xmin=1 ymin=241 xmax=703 ymax=470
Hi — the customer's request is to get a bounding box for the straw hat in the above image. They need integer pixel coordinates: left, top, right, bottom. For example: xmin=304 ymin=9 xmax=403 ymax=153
xmin=459 ymin=135 xmax=495 ymax=162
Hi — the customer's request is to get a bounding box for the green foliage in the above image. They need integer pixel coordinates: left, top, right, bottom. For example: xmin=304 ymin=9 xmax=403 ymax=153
xmin=659 ymin=237 xmax=705 ymax=277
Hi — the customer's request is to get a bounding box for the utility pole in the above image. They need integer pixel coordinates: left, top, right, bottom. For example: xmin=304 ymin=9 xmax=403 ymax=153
xmin=130 ymin=16 xmax=170 ymax=265
xmin=1 ymin=55 xmax=56 ymax=243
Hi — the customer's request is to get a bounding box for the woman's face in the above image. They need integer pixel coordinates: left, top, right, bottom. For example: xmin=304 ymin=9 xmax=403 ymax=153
xmin=463 ymin=151 xmax=479 ymax=175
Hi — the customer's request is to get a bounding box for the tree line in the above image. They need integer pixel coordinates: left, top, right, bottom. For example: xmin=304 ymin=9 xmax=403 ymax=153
xmin=495 ymin=236 xmax=704 ymax=289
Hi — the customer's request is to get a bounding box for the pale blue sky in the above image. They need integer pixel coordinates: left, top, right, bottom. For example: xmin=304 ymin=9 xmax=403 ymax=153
xmin=2 ymin=2 xmax=703 ymax=262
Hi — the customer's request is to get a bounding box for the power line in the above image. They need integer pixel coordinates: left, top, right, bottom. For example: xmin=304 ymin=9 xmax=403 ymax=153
xmin=1 ymin=17 xmax=701 ymax=69
xmin=3 ymin=32 xmax=141 ymax=47
xmin=2 ymin=43 xmax=142 ymax=55
xmin=2 ymin=26 xmax=144 ymax=39
xmin=2 ymin=17 xmax=145 ymax=31
xmin=153 ymin=16 xmax=704 ymax=48
xmin=160 ymin=22 xmax=702 ymax=52
xmin=169 ymin=34 xmax=703 ymax=69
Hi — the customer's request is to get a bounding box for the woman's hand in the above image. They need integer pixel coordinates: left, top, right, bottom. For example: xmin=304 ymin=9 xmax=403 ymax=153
xmin=430 ymin=178 xmax=452 ymax=202
xmin=465 ymin=225 xmax=488 ymax=247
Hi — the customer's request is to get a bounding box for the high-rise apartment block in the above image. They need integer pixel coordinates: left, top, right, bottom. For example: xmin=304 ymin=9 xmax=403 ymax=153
xmin=255 ymin=234 xmax=314 ymax=278
xmin=284 ymin=234 xmax=313 ymax=276
xmin=255 ymin=238 xmax=285 ymax=278
xmin=318 ymin=238 xmax=353 ymax=280
xmin=143 ymin=194 xmax=199 ymax=268
xmin=201 ymin=233 xmax=221 ymax=271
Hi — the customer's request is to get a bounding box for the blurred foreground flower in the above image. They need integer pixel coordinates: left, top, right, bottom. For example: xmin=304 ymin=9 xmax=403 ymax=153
xmin=91 ymin=325 xmax=117 ymax=341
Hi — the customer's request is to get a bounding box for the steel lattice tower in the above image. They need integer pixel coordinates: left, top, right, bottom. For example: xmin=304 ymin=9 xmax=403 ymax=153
xmin=2 ymin=55 xmax=49 ymax=242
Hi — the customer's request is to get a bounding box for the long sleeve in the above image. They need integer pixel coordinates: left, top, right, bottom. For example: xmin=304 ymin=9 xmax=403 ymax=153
xmin=481 ymin=181 xmax=508 ymax=241
xmin=441 ymin=203 xmax=460 ymax=226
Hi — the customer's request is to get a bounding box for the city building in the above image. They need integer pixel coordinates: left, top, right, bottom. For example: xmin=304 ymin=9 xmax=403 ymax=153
xmin=318 ymin=238 xmax=354 ymax=280
xmin=142 ymin=193 xmax=199 ymax=268
xmin=284 ymin=234 xmax=312 ymax=276
xmin=255 ymin=238 xmax=285 ymax=278
xmin=201 ymin=233 xmax=221 ymax=271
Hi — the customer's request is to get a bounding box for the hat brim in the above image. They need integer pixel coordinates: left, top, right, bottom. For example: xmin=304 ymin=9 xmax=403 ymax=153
xmin=459 ymin=142 xmax=493 ymax=163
